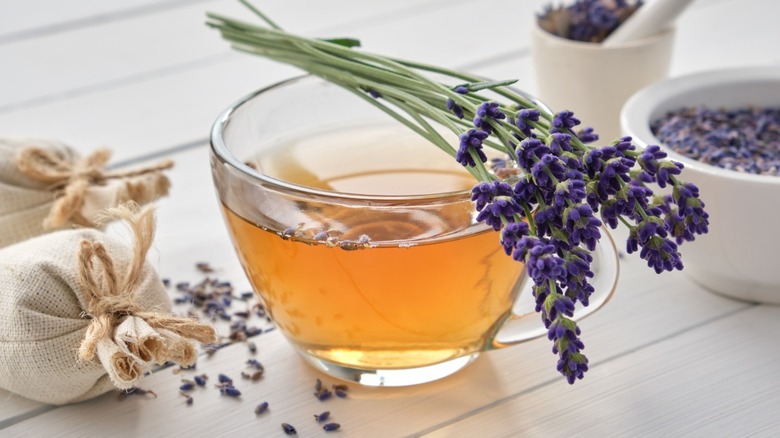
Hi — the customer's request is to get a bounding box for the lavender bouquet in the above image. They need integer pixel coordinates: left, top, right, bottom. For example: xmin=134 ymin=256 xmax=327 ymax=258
xmin=207 ymin=0 xmax=708 ymax=384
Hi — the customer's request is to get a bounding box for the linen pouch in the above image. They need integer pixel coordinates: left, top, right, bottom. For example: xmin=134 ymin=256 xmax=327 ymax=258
xmin=0 ymin=204 xmax=217 ymax=405
xmin=0 ymin=137 xmax=173 ymax=248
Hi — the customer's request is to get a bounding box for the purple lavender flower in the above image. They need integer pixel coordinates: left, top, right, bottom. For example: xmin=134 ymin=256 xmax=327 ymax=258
xmin=627 ymin=221 xmax=683 ymax=273
xmin=577 ymin=127 xmax=599 ymax=144
xmin=552 ymin=110 xmax=581 ymax=132
xmin=655 ymin=161 xmax=684 ymax=188
xmin=534 ymin=205 xmax=562 ymax=239
xmin=513 ymin=174 xmax=542 ymax=205
xmin=456 ymin=129 xmax=489 ymax=167
xmin=531 ymin=154 xmax=567 ymax=191
xmin=521 ymin=237 xmax=566 ymax=282
xmin=562 ymin=247 xmax=595 ymax=305
xmin=563 ymin=204 xmax=602 ymax=251
xmin=445 ymin=85 xmax=469 ymax=119
xmin=516 ymin=108 xmax=541 ymax=137
xmin=476 ymin=197 xmax=523 ymax=230
xmin=471 ymin=180 xmax=513 ymax=211
xmin=553 ymin=178 xmax=587 ymax=213
xmin=500 ymin=221 xmax=530 ymax=255
xmin=549 ymin=133 xmax=573 ymax=154
xmin=516 ymin=138 xmax=551 ymax=172
xmin=473 ymin=101 xmax=506 ymax=134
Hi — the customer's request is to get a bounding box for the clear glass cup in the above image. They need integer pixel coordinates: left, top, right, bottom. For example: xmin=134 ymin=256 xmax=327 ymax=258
xmin=210 ymin=76 xmax=619 ymax=386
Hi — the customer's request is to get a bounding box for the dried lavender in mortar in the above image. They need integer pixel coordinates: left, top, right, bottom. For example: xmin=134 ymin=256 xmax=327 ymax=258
xmin=652 ymin=105 xmax=780 ymax=176
xmin=538 ymin=0 xmax=643 ymax=43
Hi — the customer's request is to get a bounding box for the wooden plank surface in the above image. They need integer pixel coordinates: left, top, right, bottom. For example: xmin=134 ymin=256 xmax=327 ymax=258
xmin=423 ymin=304 xmax=779 ymax=438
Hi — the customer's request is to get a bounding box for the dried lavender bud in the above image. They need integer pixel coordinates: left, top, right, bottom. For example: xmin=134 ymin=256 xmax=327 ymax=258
xmin=315 ymin=389 xmax=333 ymax=401
xmin=332 ymin=384 xmax=349 ymax=392
xmin=255 ymin=401 xmax=269 ymax=415
xmin=334 ymin=389 xmax=348 ymax=398
xmin=241 ymin=370 xmax=263 ymax=382
xmin=218 ymin=373 xmax=233 ymax=385
xmin=220 ymin=386 xmax=241 ymax=397
xmin=117 ymin=387 xmax=157 ymax=401
xmin=241 ymin=291 xmax=254 ymax=300
xmin=179 ymin=391 xmax=193 ymax=406
xmin=323 ymin=423 xmax=341 ymax=432
xmin=314 ymin=378 xmax=323 ymax=392
xmin=247 ymin=341 xmax=257 ymax=354
xmin=196 ymin=262 xmax=214 ymax=273
xmin=233 ymin=310 xmax=250 ymax=318
xmin=314 ymin=411 xmax=331 ymax=423
xmin=179 ymin=380 xmax=195 ymax=391
xmin=246 ymin=359 xmax=264 ymax=370
xmin=193 ymin=375 xmax=207 ymax=387
xmin=162 ymin=278 xmax=171 ymax=288
xmin=281 ymin=423 xmax=297 ymax=435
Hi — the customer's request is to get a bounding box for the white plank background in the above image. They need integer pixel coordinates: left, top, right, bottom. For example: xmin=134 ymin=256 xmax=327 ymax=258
xmin=2 ymin=0 xmax=779 ymax=436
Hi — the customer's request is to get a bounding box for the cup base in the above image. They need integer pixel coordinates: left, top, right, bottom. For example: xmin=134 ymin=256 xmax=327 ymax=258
xmin=684 ymin=269 xmax=780 ymax=305
xmin=298 ymin=351 xmax=481 ymax=387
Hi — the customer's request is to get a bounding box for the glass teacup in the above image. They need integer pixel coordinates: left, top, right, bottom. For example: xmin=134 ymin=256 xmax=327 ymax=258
xmin=210 ymin=76 xmax=618 ymax=386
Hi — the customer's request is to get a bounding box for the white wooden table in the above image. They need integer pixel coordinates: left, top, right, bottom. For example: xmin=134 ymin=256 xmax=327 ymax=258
xmin=2 ymin=1 xmax=779 ymax=436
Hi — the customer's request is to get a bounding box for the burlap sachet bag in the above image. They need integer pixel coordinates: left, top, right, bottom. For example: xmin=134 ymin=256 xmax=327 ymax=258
xmin=0 ymin=203 xmax=217 ymax=405
xmin=0 ymin=137 xmax=173 ymax=248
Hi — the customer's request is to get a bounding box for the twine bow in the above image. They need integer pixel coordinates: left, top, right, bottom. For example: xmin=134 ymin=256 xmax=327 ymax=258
xmin=76 ymin=203 xmax=217 ymax=363
xmin=15 ymin=146 xmax=174 ymax=229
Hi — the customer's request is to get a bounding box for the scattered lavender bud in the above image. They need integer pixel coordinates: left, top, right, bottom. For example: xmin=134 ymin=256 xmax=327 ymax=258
xmin=254 ymin=401 xmax=269 ymax=415
xmin=247 ymin=341 xmax=257 ymax=354
xmin=334 ymin=389 xmax=348 ymax=398
xmin=162 ymin=278 xmax=170 ymax=288
xmin=241 ymin=291 xmax=254 ymax=300
xmin=218 ymin=374 xmax=233 ymax=385
xmin=281 ymin=423 xmax=297 ymax=435
xmin=314 ymin=411 xmax=331 ymax=423
xmin=246 ymin=359 xmax=264 ymax=370
xmin=196 ymin=262 xmax=214 ymax=273
xmin=241 ymin=370 xmax=264 ymax=382
xmin=117 ymin=387 xmax=157 ymax=401
xmin=314 ymin=378 xmax=323 ymax=392
xmin=315 ymin=389 xmax=333 ymax=401
xmin=179 ymin=391 xmax=193 ymax=406
xmin=193 ymin=375 xmax=207 ymax=387
xmin=323 ymin=423 xmax=341 ymax=432
xmin=179 ymin=380 xmax=195 ymax=391
xmin=220 ymin=386 xmax=241 ymax=397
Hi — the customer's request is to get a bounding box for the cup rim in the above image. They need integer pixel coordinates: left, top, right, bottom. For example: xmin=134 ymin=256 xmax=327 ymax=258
xmin=211 ymin=75 xmax=485 ymax=204
xmin=621 ymin=65 xmax=780 ymax=185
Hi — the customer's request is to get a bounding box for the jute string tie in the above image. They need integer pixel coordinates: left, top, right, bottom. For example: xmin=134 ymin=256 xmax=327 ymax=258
xmin=15 ymin=146 xmax=174 ymax=229
xmin=76 ymin=203 xmax=216 ymax=362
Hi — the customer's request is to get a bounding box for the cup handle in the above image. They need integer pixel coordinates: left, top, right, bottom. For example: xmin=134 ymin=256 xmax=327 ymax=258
xmin=488 ymin=227 xmax=620 ymax=349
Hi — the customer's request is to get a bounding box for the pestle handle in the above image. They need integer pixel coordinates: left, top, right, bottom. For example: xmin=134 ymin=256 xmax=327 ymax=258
xmin=603 ymin=0 xmax=695 ymax=47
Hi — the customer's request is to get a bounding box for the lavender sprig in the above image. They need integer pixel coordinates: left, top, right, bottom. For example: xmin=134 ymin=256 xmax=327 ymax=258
xmin=207 ymin=1 xmax=709 ymax=384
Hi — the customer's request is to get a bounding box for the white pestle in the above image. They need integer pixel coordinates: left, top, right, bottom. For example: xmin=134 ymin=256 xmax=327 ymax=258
xmin=603 ymin=0 xmax=695 ymax=47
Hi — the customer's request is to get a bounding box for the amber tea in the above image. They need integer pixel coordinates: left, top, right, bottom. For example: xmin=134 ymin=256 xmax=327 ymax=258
xmin=221 ymin=124 xmax=525 ymax=371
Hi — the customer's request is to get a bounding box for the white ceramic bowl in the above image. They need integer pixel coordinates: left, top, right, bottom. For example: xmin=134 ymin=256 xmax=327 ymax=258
xmin=621 ymin=66 xmax=780 ymax=304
